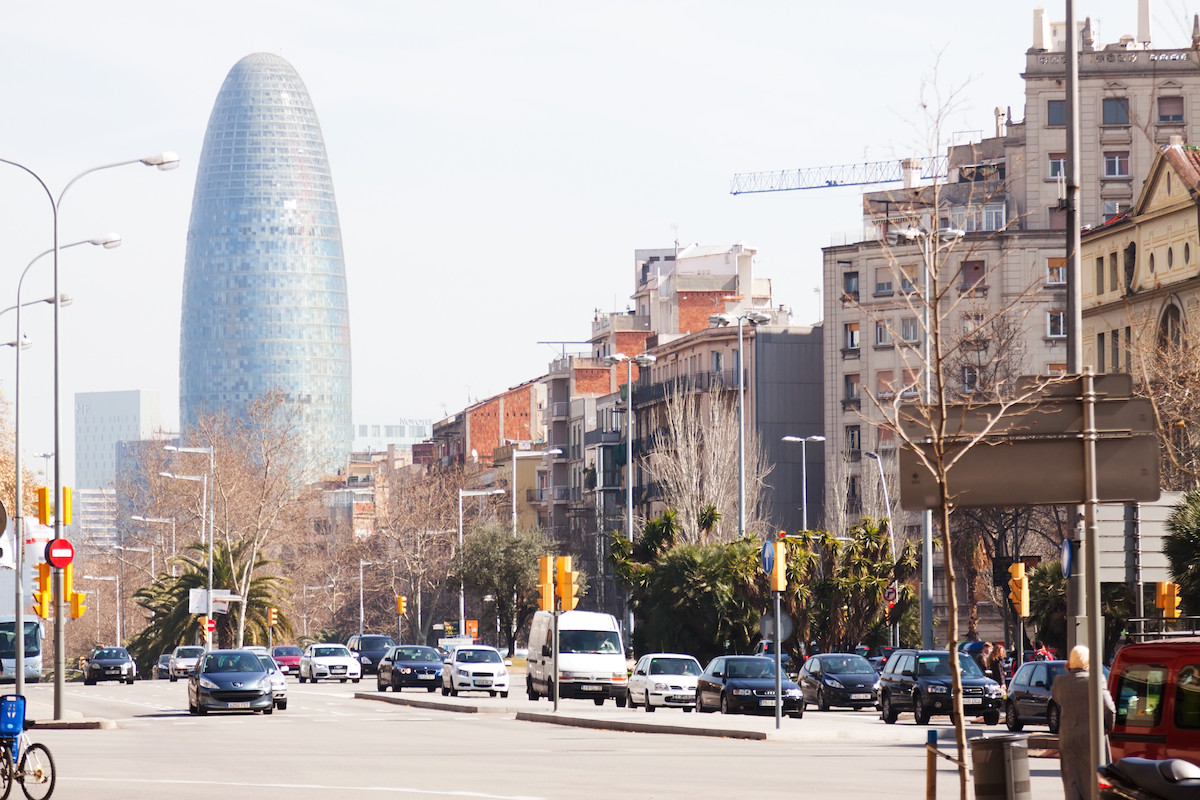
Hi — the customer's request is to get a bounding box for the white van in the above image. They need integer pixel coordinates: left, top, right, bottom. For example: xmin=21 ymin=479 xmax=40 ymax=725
xmin=525 ymin=610 xmax=627 ymax=706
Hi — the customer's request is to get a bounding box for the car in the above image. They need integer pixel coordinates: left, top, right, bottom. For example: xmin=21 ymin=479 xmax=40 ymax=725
xmin=1108 ymin=637 xmax=1200 ymax=766
xmin=798 ymin=652 xmax=880 ymax=711
xmin=169 ymin=645 xmax=205 ymax=682
xmin=270 ymin=645 xmax=303 ymax=676
xmin=1005 ymin=660 xmax=1069 ymax=732
xmin=153 ymin=653 xmax=172 ymax=680
xmin=694 ymin=655 xmax=803 ymax=717
xmin=626 ymin=653 xmax=702 ymax=712
xmin=751 ymin=640 xmax=795 ymax=673
xmin=188 ymin=649 xmax=274 ymax=715
xmin=441 ymin=645 xmax=509 ymax=697
xmin=868 ymin=656 xmax=888 ymax=674
xmin=346 ymin=633 xmax=397 ymax=675
xmin=244 ymin=645 xmax=268 ymax=655
xmin=877 ymin=648 xmax=1003 ymax=725
xmin=377 ymin=645 xmax=443 ymax=692
xmin=256 ymin=653 xmax=288 ymax=710
xmin=298 ymin=643 xmax=361 ymax=684
xmin=83 ymin=647 xmax=137 ymax=685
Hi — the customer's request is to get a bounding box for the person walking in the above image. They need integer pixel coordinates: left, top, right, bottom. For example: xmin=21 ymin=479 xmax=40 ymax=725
xmin=1050 ymin=644 xmax=1115 ymax=800
xmin=988 ymin=643 xmax=1007 ymax=690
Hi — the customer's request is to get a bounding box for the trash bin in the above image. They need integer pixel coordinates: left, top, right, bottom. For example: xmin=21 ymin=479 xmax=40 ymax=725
xmin=970 ymin=733 xmax=1031 ymax=800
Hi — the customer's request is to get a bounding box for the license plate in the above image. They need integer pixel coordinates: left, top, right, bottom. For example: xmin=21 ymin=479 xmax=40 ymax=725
xmin=672 ymin=695 xmax=692 ymax=702
xmin=963 ymin=697 xmax=983 ymax=705
xmin=851 ymin=693 xmax=873 ymax=700
xmin=418 ymin=674 xmax=434 ymax=680
xmin=475 ymin=679 xmax=492 ymax=687
xmin=759 ymin=699 xmax=775 ymax=706
xmin=581 ymin=684 xmax=602 ymax=692
xmin=228 ymin=702 xmax=251 ymax=709
xmin=331 ymin=666 xmax=347 ymax=673
xmin=106 ymin=668 xmax=120 ymax=674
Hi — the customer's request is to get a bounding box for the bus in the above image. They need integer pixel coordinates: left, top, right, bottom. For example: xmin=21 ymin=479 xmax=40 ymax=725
xmin=0 ymin=617 xmax=44 ymax=683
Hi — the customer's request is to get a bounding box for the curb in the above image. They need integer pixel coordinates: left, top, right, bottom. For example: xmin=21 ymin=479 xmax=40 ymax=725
xmin=29 ymin=718 xmax=116 ymax=730
xmin=354 ymin=693 xmax=481 ymax=714
xmin=515 ymin=711 xmax=768 ymax=740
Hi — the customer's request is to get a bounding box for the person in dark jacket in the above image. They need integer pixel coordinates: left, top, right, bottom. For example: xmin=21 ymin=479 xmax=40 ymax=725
xmin=988 ymin=643 xmax=1007 ymax=689
xmin=1050 ymin=644 xmax=1115 ymax=800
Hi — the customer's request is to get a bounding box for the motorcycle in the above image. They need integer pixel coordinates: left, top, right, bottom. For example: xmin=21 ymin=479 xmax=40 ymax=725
xmin=1098 ymin=757 xmax=1200 ymax=799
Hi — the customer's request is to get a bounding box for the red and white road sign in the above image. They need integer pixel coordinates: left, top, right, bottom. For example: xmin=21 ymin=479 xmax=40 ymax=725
xmin=884 ymin=583 xmax=898 ymax=603
xmin=44 ymin=538 xmax=75 ymax=568
xmin=205 ymin=618 xmax=216 ymax=633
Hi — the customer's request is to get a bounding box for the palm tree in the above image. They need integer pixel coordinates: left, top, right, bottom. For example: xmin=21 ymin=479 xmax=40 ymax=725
xmin=1165 ymin=485 xmax=1200 ymax=614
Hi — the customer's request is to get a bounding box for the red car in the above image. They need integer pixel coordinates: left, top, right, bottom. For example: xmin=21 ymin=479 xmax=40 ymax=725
xmin=270 ymin=645 xmax=303 ymax=676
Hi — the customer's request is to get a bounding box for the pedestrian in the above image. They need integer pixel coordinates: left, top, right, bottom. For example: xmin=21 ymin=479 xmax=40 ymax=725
xmin=988 ymin=643 xmax=1007 ymax=690
xmin=1050 ymin=644 xmax=1115 ymax=800
xmin=1033 ymin=639 xmax=1051 ymax=661
xmin=973 ymin=642 xmax=993 ymax=673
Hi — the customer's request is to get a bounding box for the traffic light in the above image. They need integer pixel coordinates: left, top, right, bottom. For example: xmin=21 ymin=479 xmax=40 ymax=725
xmin=1165 ymin=583 xmax=1182 ymax=619
xmin=61 ymin=487 xmax=72 ymax=526
xmin=884 ymin=601 xmax=895 ymax=626
xmin=33 ymin=563 xmax=51 ymax=619
xmin=556 ymin=555 xmax=579 ymax=611
xmin=537 ymin=556 xmax=554 ymax=612
xmin=770 ymin=540 xmax=787 ymax=592
xmin=37 ymin=487 xmax=51 ymax=526
xmin=70 ymin=591 xmax=86 ymax=619
xmin=267 ymin=607 xmax=279 ymax=627
xmin=1156 ymin=581 xmax=1170 ymax=610
xmin=1008 ymin=562 xmax=1029 ymax=618
xmin=397 ymin=596 xmax=408 ymax=615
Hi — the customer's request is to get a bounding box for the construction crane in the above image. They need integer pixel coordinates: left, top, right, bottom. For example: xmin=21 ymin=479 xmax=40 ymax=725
xmin=729 ymin=155 xmax=948 ymax=195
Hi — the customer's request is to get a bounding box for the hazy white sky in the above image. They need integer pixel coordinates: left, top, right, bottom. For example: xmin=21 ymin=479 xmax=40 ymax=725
xmin=1 ymin=1 xmax=1193 ymax=485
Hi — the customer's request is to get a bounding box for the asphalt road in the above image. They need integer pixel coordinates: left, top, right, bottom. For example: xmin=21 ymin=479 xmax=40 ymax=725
xmin=16 ymin=677 xmax=1067 ymax=799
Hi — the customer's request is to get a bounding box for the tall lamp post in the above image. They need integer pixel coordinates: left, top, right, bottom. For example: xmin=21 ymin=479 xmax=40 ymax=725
xmin=781 ymin=435 xmax=825 ymax=531
xmin=709 ymin=311 xmax=771 ymax=536
xmin=81 ymin=575 xmax=119 ymax=643
xmin=130 ymin=516 xmax=176 ymax=575
xmin=864 ymin=450 xmax=898 ymax=647
xmin=0 ymin=151 xmax=178 ymax=719
xmin=603 ymin=351 xmax=655 ymax=638
xmin=165 ymin=444 xmax=215 ymax=641
xmin=113 ymin=545 xmax=152 ymax=644
xmin=458 ymin=489 xmax=504 ymax=639
xmin=160 ymin=471 xmax=210 ymax=642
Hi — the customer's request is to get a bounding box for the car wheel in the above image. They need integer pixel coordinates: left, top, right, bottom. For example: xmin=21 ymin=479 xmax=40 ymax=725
xmin=789 ymin=709 xmax=804 ymax=719
xmin=527 ymin=678 xmax=538 ymax=702
xmin=1047 ymin=701 xmax=1061 ymax=734
xmin=169 ymin=674 xmax=177 ymax=683
xmin=644 ymin=695 xmax=655 ymax=713
xmin=983 ymin=710 xmax=1000 ymax=726
xmin=500 ymin=691 xmax=508 ymax=698
xmin=449 ymin=687 xmax=458 ymax=697
xmin=1005 ymin=701 xmax=1024 ymax=732
xmin=392 ymin=676 xmax=402 ymax=692
xmin=263 ymin=705 xmax=273 ymax=715
xmin=84 ymin=676 xmax=95 ymax=686
xmin=351 ymin=678 xmax=359 ymax=684
xmin=817 ymin=689 xmax=829 ymax=712
xmin=278 ymin=700 xmax=287 ymax=711
xmin=340 ymin=678 xmax=347 ymax=684
xmin=593 ymin=697 xmax=604 ymax=707
xmin=683 ymin=706 xmax=693 ymax=713
xmin=298 ymin=673 xmax=306 ymax=684
xmin=127 ymin=676 xmax=135 ymax=685
xmin=441 ymin=685 xmax=450 ymax=696
xmin=377 ymin=678 xmax=386 ymax=692
xmin=720 ymin=693 xmax=731 ymax=715
xmin=627 ymin=689 xmax=638 ymax=709
xmin=196 ymin=704 xmax=208 ymax=716
xmin=489 ymin=691 xmax=496 ymax=697
xmin=881 ymin=694 xmax=898 ymax=724
xmin=913 ymin=697 xmax=930 ymax=725
xmin=614 ymin=692 xmax=626 ymax=708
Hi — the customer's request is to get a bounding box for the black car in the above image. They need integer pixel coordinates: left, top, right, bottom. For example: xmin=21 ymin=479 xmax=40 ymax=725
xmin=376 ymin=645 xmax=443 ymax=692
xmin=153 ymin=653 xmax=172 ymax=680
xmin=877 ymin=649 xmax=1003 ymax=725
xmin=187 ymin=649 xmax=274 ymax=715
xmin=84 ymin=647 xmax=136 ymax=685
xmin=798 ymin=653 xmax=879 ymax=711
xmin=695 ymin=656 xmax=803 ymax=718
xmin=346 ymin=633 xmax=397 ymax=675
xmin=1004 ymin=659 xmax=1111 ymax=733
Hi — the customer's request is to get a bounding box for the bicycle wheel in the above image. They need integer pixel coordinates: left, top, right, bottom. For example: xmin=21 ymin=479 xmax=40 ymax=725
xmin=17 ymin=743 xmax=53 ymax=800
xmin=0 ymin=742 xmax=15 ymax=800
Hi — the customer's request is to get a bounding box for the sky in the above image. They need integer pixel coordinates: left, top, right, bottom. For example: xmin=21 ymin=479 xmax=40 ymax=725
xmin=2 ymin=1 xmax=1196 ymax=486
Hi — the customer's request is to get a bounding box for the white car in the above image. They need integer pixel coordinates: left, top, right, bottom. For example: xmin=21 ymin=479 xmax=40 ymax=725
xmin=256 ymin=653 xmax=288 ymax=710
xmin=298 ymin=643 xmax=361 ymax=684
xmin=441 ymin=645 xmax=509 ymax=697
xmin=627 ymin=653 xmax=703 ymax=711
xmin=168 ymin=645 xmax=205 ymax=682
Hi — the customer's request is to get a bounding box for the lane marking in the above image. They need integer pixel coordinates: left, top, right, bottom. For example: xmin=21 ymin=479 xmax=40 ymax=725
xmin=66 ymin=777 xmax=544 ymax=799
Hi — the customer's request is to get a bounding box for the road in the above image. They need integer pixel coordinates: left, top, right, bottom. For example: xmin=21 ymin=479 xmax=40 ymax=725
xmin=16 ymin=677 xmax=1065 ymax=799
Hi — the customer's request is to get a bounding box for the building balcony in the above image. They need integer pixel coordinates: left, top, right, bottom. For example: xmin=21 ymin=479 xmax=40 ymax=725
xmin=585 ymin=429 xmax=622 ymax=446
xmin=591 ymin=313 xmax=651 ymax=337
xmin=841 ymin=397 xmax=861 ymax=412
xmin=549 ymin=402 xmax=570 ymax=420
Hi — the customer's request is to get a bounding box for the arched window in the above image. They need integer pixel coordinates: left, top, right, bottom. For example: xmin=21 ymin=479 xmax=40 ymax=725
xmin=1159 ymin=304 xmax=1184 ymax=349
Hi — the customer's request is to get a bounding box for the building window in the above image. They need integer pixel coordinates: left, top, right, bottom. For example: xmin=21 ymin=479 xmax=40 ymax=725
xmin=1169 ymin=246 xmax=1175 ymax=269
xmin=902 ymin=368 xmax=920 ymax=397
xmin=1104 ymin=151 xmax=1130 ymax=178
xmin=982 ymin=203 xmax=1006 ymax=231
xmin=874 ymin=267 xmax=893 ymax=295
xmin=844 ymin=373 xmax=860 ymax=400
xmin=1047 ymin=257 xmax=1067 ymax=285
xmin=1150 ymin=252 xmax=1156 ymax=273
xmin=1095 ymin=257 xmax=1105 ymax=294
xmin=1125 ymin=327 xmax=1132 ymax=371
xmin=1047 ymin=362 xmax=1067 ymax=375
xmin=845 ymin=425 xmax=862 ymax=453
xmin=1158 ymin=96 xmax=1184 ymax=123
xmin=1103 ymin=97 xmax=1130 ymax=125
xmin=844 ymin=322 xmax=860 ymax=350
xmin=1103 ymin=200 xmax=1132 ymax=219
xmin=1048 ymin=310 xmax=1067 ymax=338
xmin=962 ymin=260 xmax=986 ymax=289
xmin=1109 ymin=253 xmax=1119 ymax=290
xmin=875 ymin=322 xmax=892 ymax=347
xmin=901 ymin=317 xmax=919 ymax=343
xmin=962 ymin=312 xmax=985 ymax=342
xmin=843 ymin=271 xmax=859 ymax=299
xmin=1047 ymin=99 xmax=1066 ymax=127
xmin=876 ymin=370 xmax=894 ymax=397
xmin=1111 ymin=328 xmax=1120 ymax=373
xmin=1048 ymin=153 xmax=1066 ymax=178
xmin=962 ymin=365 xmax=980 ymax=393
xmin=900 ymin=264 xmax=917 ymax=292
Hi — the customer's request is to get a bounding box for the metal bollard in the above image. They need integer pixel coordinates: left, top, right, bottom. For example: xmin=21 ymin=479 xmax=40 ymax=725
xmin=927 ymin=729 xmax=937 ymax=800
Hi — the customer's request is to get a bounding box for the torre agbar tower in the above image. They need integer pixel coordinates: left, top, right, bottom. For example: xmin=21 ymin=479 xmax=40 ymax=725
xmin=180 ymin=53 xmax=352 ymax=468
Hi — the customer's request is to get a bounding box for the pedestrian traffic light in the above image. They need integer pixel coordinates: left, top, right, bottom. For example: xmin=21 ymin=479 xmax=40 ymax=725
xmin=537 ymin=556 xmax=554 ymax=612
xmin=397 ymin=596 xmax=408 ymax=615
xmin=70 ymin=591 xmax=86 ymax=619
xmin=267 ymin=607 xmax=278 ymax=627
xmin=556 ymin=555 xmax=579 ymax=611
xmin=36 ymin=487 xmax=51 ymax=526
xmin=1165 ymin=582 xmax=1182 ymax=619
xmin=1008 ymin=562 xmax=1028 ymax=618
xmin=33 ymin=563 xmax=51 ymax=619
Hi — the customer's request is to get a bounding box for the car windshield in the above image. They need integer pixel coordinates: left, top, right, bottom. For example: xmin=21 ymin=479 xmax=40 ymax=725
xmin=397 ymin=647 xmax=441 ymax=663
xmin=272 ymin=647 xmax=302 ymax=657
xmin=823 ymin=655 xmax=874 ymax=674
xmin=176 ymin=647 xmax=204 ymax=659
xmin=314 ymin=646 xmax=349 ymax=658
xmin=456 ymin=649 xmax=502 ymax=664
xmin=916 ymin=653 xmax=984 ymax=678
xmin=725 ymin=659 xmax=776 ymax=679
xmin=0 ymin=623 xmax=40 ymax=659
xmin=559 ymin=630 xmax=621 ymax=654
xmin=650 ymin=657 xmax=701 ymax=676
xmin=360 ymin=636 xmax=395 ymax=650
xmin=157 ymin=655 xmax=171 ymax=665
xmin=96 ymin=649 xmax=128 ymax=660
xmin=203 ymin=653 xmax=264 ymax=673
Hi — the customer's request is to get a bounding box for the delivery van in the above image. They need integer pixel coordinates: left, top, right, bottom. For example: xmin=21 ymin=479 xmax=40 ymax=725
xmin=1108 ymin=637 xmax=1200 ymax=766
xmin=526 ymin=610 xmax=627 ymax=706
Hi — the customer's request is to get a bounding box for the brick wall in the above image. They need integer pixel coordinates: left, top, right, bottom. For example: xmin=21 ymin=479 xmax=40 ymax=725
xmin=678 ymin=291 xmax=727 ymax=334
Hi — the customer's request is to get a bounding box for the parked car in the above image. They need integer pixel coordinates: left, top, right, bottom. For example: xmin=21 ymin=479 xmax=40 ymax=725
xmin=83 ymin=647 xmax=137 ymax=685
xmin=269 ymin=645 xmax=302 ymax=676
xmin=877 ymin=649 xmax=1003 ymax=725
xmin=298 ymin=643 xmax=361 ymax=684
xmin=626 ymin=653 xmax=702 ymax=712
xmin=442 ymin=645 xmax=509 ymax=697
xmin=346 ymin=634 xmax=397 ymax=676
xmin=377 ymin=645 xmax=443 ymax=692
xmin=1108 ymin=637 xmax=1200 ymax=766
xmin=187 ymin=649 xmax=274 ymax=715
xmin=153 ymin=653 xmax=172 ymax=680
xmin=695 ymin=655 xmax=803 ymax=718
xmin=751 ymin=641 xmax=795 ymax=674
xmin=798 ymin=653 xmax=880 ymax=711
xmin=169 ymin=645 xmax=205 ymax=682
xmin=1006 ymin=660 xmax=1069 ymax=732
xmin=255 ymin=653 xmax=288 ymax=710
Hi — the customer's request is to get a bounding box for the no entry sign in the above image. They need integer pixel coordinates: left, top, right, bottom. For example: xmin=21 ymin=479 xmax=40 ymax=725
xmin=45 ymin=538 xmax=75 ymax=568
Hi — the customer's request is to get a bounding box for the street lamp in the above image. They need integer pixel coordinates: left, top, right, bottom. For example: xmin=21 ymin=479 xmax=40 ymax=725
xmin=0 ymin=152 xmax=178 ymax=719
xmin=781 ymin=435 xmax=825 ymax=531
xmin=710 ymin=311 xmax=771 ymax=536
xmin=160 ymin=470 xmax=210 ymax=644
xmin=458 ymin=489 xmax=504 ymax=640
xmin=113 ymin=545 xmax=152 ymax=646
xmin=511 ymin=448 xmax=560 ymax=537
xmin=81 ymin=575 xmax=119 ymax=644
xmin=359 ymin=560 xmax=373 ymax=638
xmin=131 ymin=516 xmax=176 ymax=576
xmin=164 ymin=443 xmax=215 ymax=643
xmin=865 ymin=450 xmax=898 ymax=648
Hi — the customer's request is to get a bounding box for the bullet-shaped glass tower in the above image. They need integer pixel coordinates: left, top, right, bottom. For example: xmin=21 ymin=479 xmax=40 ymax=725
xmin=180 ymin=53 xmax=351 ymax=466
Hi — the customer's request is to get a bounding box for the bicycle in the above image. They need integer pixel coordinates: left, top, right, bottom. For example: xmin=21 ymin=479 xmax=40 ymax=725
xmin=0 ymin=695 xmax=55 ymax=800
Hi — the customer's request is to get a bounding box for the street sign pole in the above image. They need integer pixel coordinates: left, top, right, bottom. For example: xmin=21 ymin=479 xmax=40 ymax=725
xmin=773 ymin=589 xmax=782 ymax=730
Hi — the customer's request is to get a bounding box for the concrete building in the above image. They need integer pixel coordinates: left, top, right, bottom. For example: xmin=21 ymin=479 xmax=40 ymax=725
xmin=352 ymin=420 xmax=433 ymax=456
xmin=74 ymin=390 xmax=162 ymax=490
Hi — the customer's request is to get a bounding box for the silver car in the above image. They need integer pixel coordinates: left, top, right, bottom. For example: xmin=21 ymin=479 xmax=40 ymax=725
xmin=169 ymin=645 xmax=205 ymax=682
xmin=256 ymin=654 xmax=288 ymax=710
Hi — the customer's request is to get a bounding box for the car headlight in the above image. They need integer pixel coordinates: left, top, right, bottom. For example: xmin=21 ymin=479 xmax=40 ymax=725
xmin=612 ymin=673 xmax=627 ymax=682
xmin=360 ymin=655 xmax=371 ymax=664
xmin=652 ymin=681 xmax=670 ymax=691
xmin=199 ymin=677 xmax=219 ymax=690
xmin=986 ymin=686 xmax=1003 ymax=697
xmin=456 ymin=668 xmax=470 ymax=677
xmin=873 ymin=681 xmax=881 ymax=692
xmin=823 ymin=677 xmax=845 ymax=689
xmin=785 ymin=689 xmax=802 ymax=697
xmin=399 ymin=667 xmax=412 ymax=675
xmin=926 ymin=685 xmax=949 ymax=694
xmin=731 ymin=688 xmax=753 ymax=696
